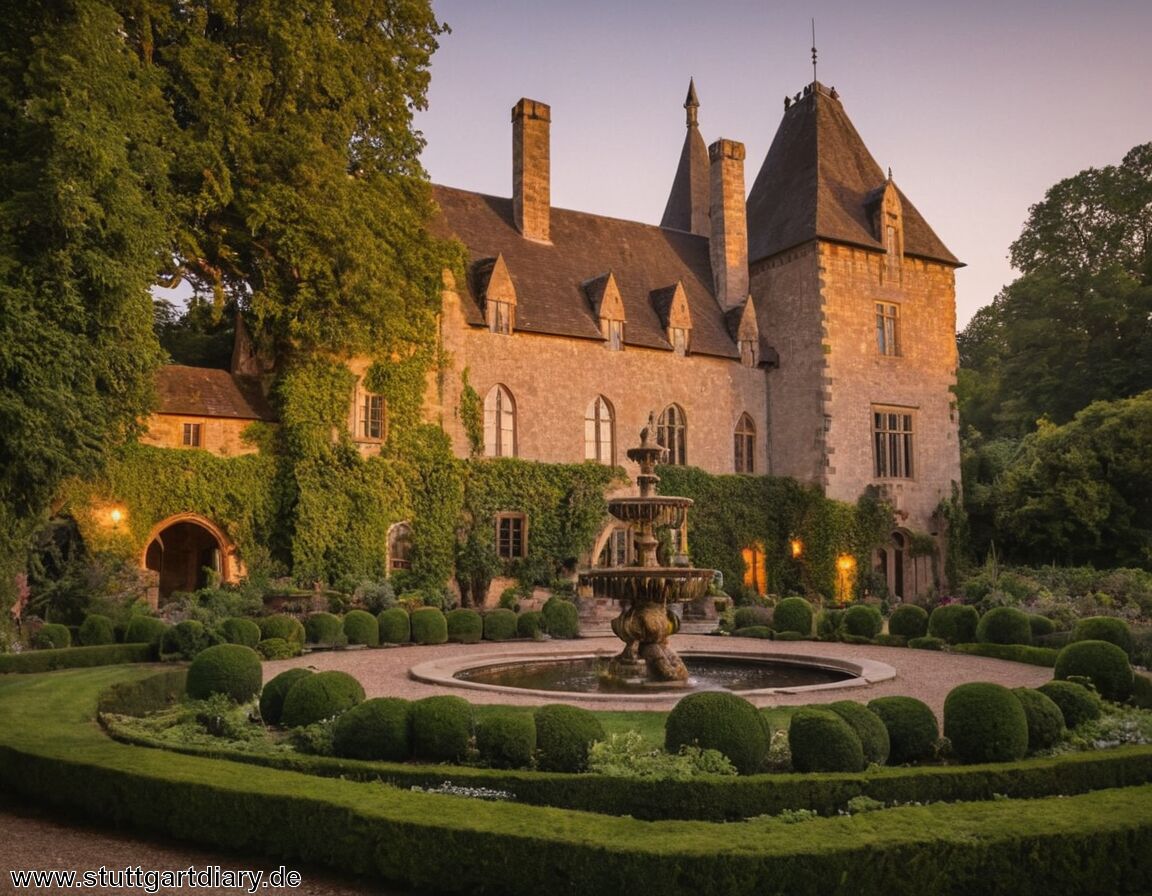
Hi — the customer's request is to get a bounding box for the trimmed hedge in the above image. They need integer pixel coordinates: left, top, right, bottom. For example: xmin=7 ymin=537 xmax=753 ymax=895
xmin=1073 ymin=617 xmax=1134 ymax=658
xmin=868 ymin=696 xmax=939 ymax=765
xmin=944 ymin=682 xmax=1029 ymax=764
xmin=218 ymin=617 xmax=261 ymax=648
xmin=259 ymin=668 xmax=314 ymax=726
xmin=733 ymin=606 xmax=773 ymax=630
xmin=516 ymin=611 xmax=544 ymax=640
xmin=732 ymin=626 xmax=774 ymax=639
xmin=888 ymin=605 xmax=929 ymax=640
xmin=259 ymin=615 xmax=305 ymax=647
xmin=162 ymin=620 xmax=221 ymax=660
xmin=0 ymin=644 xmax=152 ymax=674
xmin=928 ymin=604 xmax=979 ymax=645
xmin=951 ymin=643 xmax=1059 ymax=666
xmin=410 ymin=607 xmax=447 ymax=645
xmin=446 ymin=608 xmax=483 ymax=644
xmin=542 ymin=597 xmax=580 ymax=639
xmin=1055 ymin=640 xmax=1134 ymax=702
xmin=483 ymin=609 xmax=518 ymax=642
xmin=410 ymin=695 xmax=473 ymax=762
xmin=476 ymin=713 xmax=536 ymax=769
xmin=772 ymin=597 xmax=813 ymax=637
xmin=378 ymin=608 xmax=411 ymax=644
xmin=665 ymin=692 xmax=770 ymax=775
xmin=908 ymin=636 xmax=946 ymax=651
xmin=331 ymin=698 xmax=411 ymax=762
xmin=257 ymin=638 xmax=297 ymax=660
xmin=977 ymin=607 xmax=1033 ymax=646
xmin=78 ymin=614 xmax=116 ymax=646
xmin=788 ymin=708 xmax=865 ymax=773
xmin=33 ymin=623 xmax=72 ymax=650
xmin=826 ymin=700 xmax=890 ymax=766
xmin=343 ymin=610 xmax=380 ymax=647
xmin=305 ymin=612 xmax=345 ymax=646
xmin=186 ymin=645 xmax=263 ymax=703
xmin=1038 ymin=680 xmax=1104 ymax=730
xmin=1028 ymin=615 xmax=1057 ymax=639
xmin=842 ymin=604 xmax=883 ymax=640
xmin=533 ymin=704 xmax=605 ymax=773
xmin=1013 ymin=688 xmax=1067 ymax=753
xmin=280 ymin=671 xmax=365 ymax=728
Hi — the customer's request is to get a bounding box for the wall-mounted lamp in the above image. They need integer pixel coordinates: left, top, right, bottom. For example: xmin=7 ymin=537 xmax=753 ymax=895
xmin=789 ymin=538 xmax=803 ymax=559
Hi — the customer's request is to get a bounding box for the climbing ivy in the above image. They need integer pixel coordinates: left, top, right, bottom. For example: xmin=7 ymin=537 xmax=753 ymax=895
xmin=458 ymin=368 xmax=484 ymax=458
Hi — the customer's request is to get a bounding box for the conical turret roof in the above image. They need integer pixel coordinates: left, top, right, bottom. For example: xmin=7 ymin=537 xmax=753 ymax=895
xmin=660 ymin=79 xmax=710 ymax=236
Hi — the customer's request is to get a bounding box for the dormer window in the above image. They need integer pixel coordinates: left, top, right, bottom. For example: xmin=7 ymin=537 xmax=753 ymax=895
xmin=670 ymin=327 xmax=689 ymax=356
xmin=489 ymin=300 xmax=513 ymax=335
xmin=604 ymin=318 xmax=624 ymax=351
xmin=740 ymin=338 xmax=757 ymax=367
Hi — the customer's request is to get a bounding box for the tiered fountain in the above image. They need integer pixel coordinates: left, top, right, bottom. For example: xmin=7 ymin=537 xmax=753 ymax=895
xmin=579 ymin=414 xmax=715 ymax=684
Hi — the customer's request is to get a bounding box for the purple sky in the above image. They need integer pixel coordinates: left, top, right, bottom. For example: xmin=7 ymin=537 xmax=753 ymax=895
xmin=414 ymin=0 xmax=1152 ymax=329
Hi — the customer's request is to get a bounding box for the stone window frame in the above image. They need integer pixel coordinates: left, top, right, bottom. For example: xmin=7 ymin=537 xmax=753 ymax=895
xmin=657 ymin=403 xmax=687 ymax=466
xmin=584 ymin=395 xmax=615 ymax=465
xmin=872 ymin=405 xmax=916 ymax=480
xmin=739 ymin=338 xmax=757 ymax=368
xmin=876 ymin=302 xmax=900 ymax=357
xmin=483 ymin=384 xmax=517 ymax=457
xmin=359 ymin=391 xmax=386 ymax=441
xmin=734 ymin=413 xmax=756 ymax=474
xmin=182 ymin=422 xmax=202 ymax=448
xmin=388 ymin=521 xmax=413 ymax=571
xmin=488 ymin=300 xmax=514 ymax=335
xmin=669 ymin=326 xmax=690 ymax=356
xmin=495 ymin=512 xmax=527 ymax=560
xmin=603 ymin=317 xmax=624 ymax=351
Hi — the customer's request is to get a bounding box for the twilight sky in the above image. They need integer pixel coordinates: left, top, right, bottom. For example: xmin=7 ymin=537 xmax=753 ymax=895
xmin=413 ymin=0 xmax=1152 ymax=329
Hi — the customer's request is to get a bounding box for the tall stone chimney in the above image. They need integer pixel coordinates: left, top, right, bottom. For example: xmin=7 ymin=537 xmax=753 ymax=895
xmin=512 ymin=98 xmax=551 ymax=242
xmin=708 ymin=138 xmax=749 ymax=311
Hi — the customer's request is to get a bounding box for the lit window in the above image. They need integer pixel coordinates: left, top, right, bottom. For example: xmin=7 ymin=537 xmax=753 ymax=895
xmin=670 ymin=327 xmax=689 ymax=356
xmin=876 ymin=303 xmax=900 ymax=356
xmin=388 ymin=522 xmax=412 ymax=570
xmin=484 ymin=385 xmax=516 ymax=457
xmin=182 ymin=423 xmax=202 ymax=447
xmin=742 ymin=542 xmax=767 ymax=595
xmin=603 ymin=318 xmax=623 ymax=351
xmin=496 ymin=513 xmax=527 ymax=559
xmin=489 ymin=300 xmax=513 ymax=335
xmin=584 ymin=395 xmax=615 ymax=464
xmin=734 ymin=413 xmax=756 ymax=474
xmin=657 ymin=404 xmax=687 ymax=466
xmin=361 ymin=393 xmax=385 ymax=440
xmin=873 ymin=408 xmax=915 ymax=479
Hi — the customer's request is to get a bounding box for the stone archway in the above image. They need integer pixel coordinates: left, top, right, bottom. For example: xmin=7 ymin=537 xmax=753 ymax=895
xmin=142 ymin=514 xmax=244 ymax=604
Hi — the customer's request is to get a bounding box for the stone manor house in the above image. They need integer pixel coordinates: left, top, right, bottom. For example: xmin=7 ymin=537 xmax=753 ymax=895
xmin=140 ymin=79 xmax=963 ymax=602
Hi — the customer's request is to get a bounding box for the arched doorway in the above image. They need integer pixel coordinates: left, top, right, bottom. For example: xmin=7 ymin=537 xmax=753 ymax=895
xmin=142 ymin=514 xmax=242 ymax=603
xmin=874 ymin=530 xmax=910 ymax=601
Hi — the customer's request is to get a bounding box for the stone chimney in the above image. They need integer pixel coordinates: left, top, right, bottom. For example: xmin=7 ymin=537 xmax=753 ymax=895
xmin=512 ymin=98 xmax=551 ymax=242
xmin=708 ymin=139 xmax=749 ymax=311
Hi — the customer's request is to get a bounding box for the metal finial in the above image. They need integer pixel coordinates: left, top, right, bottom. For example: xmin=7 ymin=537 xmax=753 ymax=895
xmin=811 ymin=19 xmax=817 ymax=83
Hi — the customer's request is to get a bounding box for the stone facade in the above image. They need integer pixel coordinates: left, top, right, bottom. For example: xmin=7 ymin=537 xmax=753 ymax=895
xmin=140 ymin=413 xmax=259 ymax=457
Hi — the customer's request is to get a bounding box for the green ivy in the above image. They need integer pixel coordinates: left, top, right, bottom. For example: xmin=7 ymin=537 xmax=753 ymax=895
xmin=458 ymin=368 xmax=484 ymax=458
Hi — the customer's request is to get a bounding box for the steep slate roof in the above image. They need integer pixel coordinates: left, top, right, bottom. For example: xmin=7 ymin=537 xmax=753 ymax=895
xmin=432 ymin=185 xmax=739 ymax=359
xmin=746 ymin=82 xmax=960 ymax=266
xmin=660 ymin=80 xmax=710 ymax=235
xmin=154 ymin=365 xmax=275 ymax=420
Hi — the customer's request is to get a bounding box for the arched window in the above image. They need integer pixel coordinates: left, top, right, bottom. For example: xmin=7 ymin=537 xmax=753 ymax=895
xmin=741 ymin=542 xmax=766 ymax=595
xmin=657 ymin=404 xmax=686 ymax=466
xmin=734 ymin=413 xmax=756 ymax=473
xmin=484 ymin=385 xmax=516 ymax=457
xmin=584 ymin=395 xmax=615 ymax=464
xmin=388 ymin=522 xmax=412 ymax=571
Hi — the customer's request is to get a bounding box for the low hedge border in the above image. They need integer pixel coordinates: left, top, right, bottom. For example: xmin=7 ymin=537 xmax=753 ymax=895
xmin=0 ymin=643 xmax=153 ymax=674
xmin=3 ymin=668 xmax=1152 ymax=896
xmin=950 ymin=643 xmax=1059 ymax=667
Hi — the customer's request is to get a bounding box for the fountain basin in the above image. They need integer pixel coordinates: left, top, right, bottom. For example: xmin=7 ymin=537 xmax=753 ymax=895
xmin=579 ymin=566 xmax=714 ymax=603
xmin=605 ymin=496 xmax=693 ymax=528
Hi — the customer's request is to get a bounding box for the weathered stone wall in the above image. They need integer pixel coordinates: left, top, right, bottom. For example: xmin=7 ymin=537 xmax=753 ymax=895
xmin=140 ymin=414 xmax=258 ymax=457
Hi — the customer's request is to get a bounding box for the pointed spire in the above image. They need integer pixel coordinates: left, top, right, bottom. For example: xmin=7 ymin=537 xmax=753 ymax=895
xmin=684 ymin=78 xmax=699 ymax=128
xmin=661 ymin=79 xmax=709 ymax=235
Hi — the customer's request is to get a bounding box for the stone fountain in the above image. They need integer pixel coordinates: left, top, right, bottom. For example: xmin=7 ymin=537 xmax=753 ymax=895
xmin=579 ymin=414 xmax=715 ymax=684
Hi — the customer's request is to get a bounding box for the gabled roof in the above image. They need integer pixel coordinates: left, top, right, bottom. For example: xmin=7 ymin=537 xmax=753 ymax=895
xmin=432 ymin=185 xmax=739 ymax=359
xmin=746 ymin=83 xmax=960 ymax=266
xmin=660 ymin=80 xmax=710 ymax=236
xmin=154 ymin=366 xmax=275 ymax=421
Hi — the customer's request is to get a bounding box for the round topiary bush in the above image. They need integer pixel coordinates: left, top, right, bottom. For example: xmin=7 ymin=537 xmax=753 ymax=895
xmin=378 ymin=607 xmax=411 ymax=644
xmin=483 ymin=608 xmax=518 ymax=642
xmin=976 ymin=606 xmax=1033 ymax=646
xmin=161 ymin=619 xmax=221 ymax=659
xmin=33 ymin=623 xmax=71 ymax=649
xmin=888 ymin=604 xmax=929 ymax=640
xmin=867 ymin=696 xmax=939 ymax=765
xmin=410 ymin=695 xmax=473 ymax=762
xmin=842 ymin=604 xmax=883 ymax=640
xmin=1054 ymin=639 xmax=1134 ymax=702
xmin=533 ymin=704 xmax=606 ymax=773
xmin=664 ymin=691 xmax=770 ymax=775
xmin=186 ymin=644 xmax=263 ymax=703
xmin=1028 ymin=614 xmax=1057 ymax=639
xmin=342 ymin=610 xmax=380 ymax=647
xmin=218 ymin=617 xmax=261 ymax=648
xmin=280 ymin=670 xmax=365 ymax=728
xmin=928 ymin=603 xmax=979 ymax=644
xmin=259 ymin=614 xmax=305 ymax=647
xmin=1073 ymin=616 xmax=1133 ymax=657
xmin=305 ymin=612 xmax=345 ymax=646
xmin=256 ymin=638 xmax=296 ymax=660
xmin=259 ymin=667 xmax=314 ymax=725
xmin=943 ymin=682 xmax=1029 ymax=764
xmin=733 ymin=606 xmax=773 ymax=630
xmin=476 ymin=712 xmax=537 ymax=769
xmin=446 ymin=608 xmax=483 ymax=644
xmin=788 ymin=708 xmax=866 ymax=773
xmin=826 ymin=700 xmax=890 ymax=766
xmin=542 ymin=597 xmax=580 ymax=639
xmin=908 ymin=636 xmax=946 ymax=651
xmin=410 ymin=607 xmax=448 ymax=645
xmin=772 ymin=597 xmax=813 ymax=637
xmin=1037 ymin=679 xmax=1103 ymax=729
xmin=331 ymin=697 xmax=412 ymax=761
xmin=1012 ymin=687 xmax=1067 ymax=753
xmin=78 ymin=613 xmax=116 ymax=646
xmin=517 ymin=611 xmax=545 ymax=639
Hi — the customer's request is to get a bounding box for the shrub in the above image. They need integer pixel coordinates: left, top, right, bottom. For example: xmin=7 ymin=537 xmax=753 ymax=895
xmin=1028 ymin=614 xmax=1056 ymax=639
xmin=0 ymin=644 xmax=151 ymax=673
xmin=533 ymin=704 xmax=606 ymax=773
xmin=950 ymin=643 xmax=1059 ymax=666
xmin=1037 ymin=680 xmax=1104 ymax=729
xmin=161 ymin=620 xmax=221 ymax=660
xmin=943 ymin=682 xmax=1029 ymax=764
xmin=280 ymin=671 xmax=365 ymax=728
xmin=874 ymin=633 xmax=906 ymax=648
xmin=483 ymin=609 xmax=518 ymax=642
xmin=888 ymin=605 xmax=929 ymax=640
xmin=305 ymin=612 xmax=345 ymax=646
xmin=842 ymin=604 xmax=883 ymax=639
xmin=827 ymin=700 xmax=890 ymax=766
xmin=78 ymin=614 xmax=115 ymax=646
xmin=218 ymin=617 xmax=261 ymax=648
xmin=542 ymin=597 xmax=580 ymax=639
xmin=976 ymin=607 xmax=1032 ymax=646
xmin=342 ymin=610 xmax=380 ymax=647
xmin=446 ymin=608 xmax=483 ymax=644
xmin=816 ymin=608 xmax=844 ymax=640
xmin=773 ymin=631 xmax=807 ymax=642
xmin=788 ymin=708 xmax=866 ymax=773
xmin=258 ymin=614 xmax=305 ymax=646
xmin=516 ymin=611 xmax=545 ymax=640
xmin=410 ymin=695 xmax=473 ymax=762
xmin=772 ymin=597 xmax=813 ymax=637
xmin=664 ymin=691 xmax=770 ymax=775
xmin=867 ymin=696 xmax=939 ymax=765
xmin=33 ymin=623 xmax=71 ymax=650
xmin=377 ymin=608 xmax=411 ymax=644
xmin=476 ymin=713 xmax=537 ymax=769
xmin=928 ymin=604 xmax=979 ymax=644
xmin=259 ymin=668 xmax=313 ymax=726
xmin=732 ymin=626 xmax=774 ymax=639
xmin=186 ymin=644 xmax=263 ymax=703
xmin=908 ymin=636 xmax=946 ymax=651
xmin=256 ymin=638 xmax=296 ymax=660
xmin=1132 ymin=673 xmax=1152 ymax=710
xmin=1012 ymin=688 xmax=1066 ymax=753
xmin=1054 ymin=640 xmax=1134 ymax=702
xmin=331 ymin=697 xmax=411 ymax=761
xmin=733 ymin=606 xmax=773 ymax=630
xmin=1073 ymin=616 xmax=1134 ymax=657
xmin=410 ymin=607 xmax=448 ymax=645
